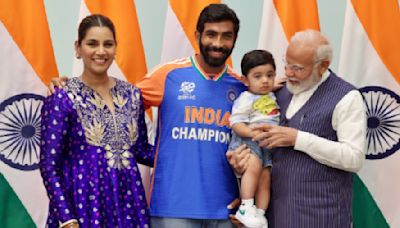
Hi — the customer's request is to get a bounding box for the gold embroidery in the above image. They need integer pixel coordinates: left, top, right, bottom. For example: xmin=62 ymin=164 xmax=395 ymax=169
xmin=107 ymin=159 xmax=115 ymax=168
xmin=67 ymin=78 xmax=141 ymax=170
xmin=85 ymin=118 xmax=105 ymax=146
xmin=114 ymin=93 xmax=128 ymax=108
xmin=104 ymin=144 xmax=132 ymax=170
xmin=87 ymin=93 xmax=105 ymax=110
xmin=127 ymin=119 xmax=138 ymax=143
xmin=131 ymin=90 xmax=139 ymax=103
xmin=121 ymin=144 xmax=133 ymax=169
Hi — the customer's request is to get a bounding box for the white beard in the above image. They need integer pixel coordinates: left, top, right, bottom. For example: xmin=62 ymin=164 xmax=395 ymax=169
xmin=286 ymin=68 xmax=320 ymax=95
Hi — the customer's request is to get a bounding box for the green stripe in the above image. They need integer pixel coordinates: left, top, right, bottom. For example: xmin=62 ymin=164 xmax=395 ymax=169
xmin=0 ymin=173 xmax=36 ymax=228
xmin=190 ymin=56 xmax=228 ymax=81
xmin=353 ymin=174 xmax=389 ymax=228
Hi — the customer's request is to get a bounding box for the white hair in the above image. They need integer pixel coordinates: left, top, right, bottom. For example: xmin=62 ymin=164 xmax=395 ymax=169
xmin=290 ymin=29 xmax=333 ymax=63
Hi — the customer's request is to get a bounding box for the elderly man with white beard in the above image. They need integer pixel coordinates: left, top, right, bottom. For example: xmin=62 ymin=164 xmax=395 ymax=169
xmin=229 ymin=29 xmax=367 ymax=228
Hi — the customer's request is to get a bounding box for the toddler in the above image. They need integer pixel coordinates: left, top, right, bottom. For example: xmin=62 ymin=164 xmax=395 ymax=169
xmin=229 ymin=50 xmax=279 ymax=228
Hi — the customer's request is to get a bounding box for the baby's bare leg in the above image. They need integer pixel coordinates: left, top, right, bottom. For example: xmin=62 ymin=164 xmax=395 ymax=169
xmin=255 ymin=167 xmax=271 ymax=210
xmin=240 ymin=154 xmax=262 ymax=199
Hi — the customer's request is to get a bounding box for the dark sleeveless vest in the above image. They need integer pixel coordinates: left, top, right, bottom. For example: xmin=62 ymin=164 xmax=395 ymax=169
xmin=268 ymin=71 xmax=356 ymax=228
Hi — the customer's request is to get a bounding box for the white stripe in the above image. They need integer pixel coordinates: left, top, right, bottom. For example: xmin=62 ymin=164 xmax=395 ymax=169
xmin=0 ymin=23 xmax=47 ymax=99
xmin=160 ymin=2 xmax=194 ymax=64
xmin=338 ymin=3 xmax=399 ymax=91
xmin=0 ymin=163 xmax=48 ymax=228
xmin=0 ymin=22 xmax=49 ymax=228
xmin=257 ymin=0 xmax=288 ymax=78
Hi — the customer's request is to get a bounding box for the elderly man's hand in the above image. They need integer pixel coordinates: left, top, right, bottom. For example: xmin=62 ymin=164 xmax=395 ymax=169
xmin=252 ymin=124 xmax=298 ymax=149
xmin=226 ymin=144 xmax=251 ymax=175
xmin=273 ymin=76 xmax=287 ymax=91
xmin=47 ymin=76 xmax=68 ymax=95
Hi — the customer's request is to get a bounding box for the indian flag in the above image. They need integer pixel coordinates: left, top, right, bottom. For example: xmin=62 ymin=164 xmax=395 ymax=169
xmin=0 ymin=0 xmax=58 ymax=227
xmin=338 ymin=0 xmax=400 ymax=227
xmin=257 ymin=0 xmax=320 ymax=77
xmin=160 ymin=0 xmax=220 ymax=64
xmin=73 ymin=0 xmax=152 ymax=198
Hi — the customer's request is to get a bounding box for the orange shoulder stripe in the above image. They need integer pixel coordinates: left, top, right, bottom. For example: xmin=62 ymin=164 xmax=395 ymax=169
xmin=227 ymin=67 xmax=244 ymax=82
xmin=137 ymin=57 xmax=192 ymax=108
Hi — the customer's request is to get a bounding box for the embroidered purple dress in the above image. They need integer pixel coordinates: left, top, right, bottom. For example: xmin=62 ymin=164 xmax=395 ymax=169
xmin=40 ymin=77 xmax=153 ymax=228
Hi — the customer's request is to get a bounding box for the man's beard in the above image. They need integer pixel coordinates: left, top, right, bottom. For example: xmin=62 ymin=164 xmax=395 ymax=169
xmin=199 ymin=41 xmax=233 ymax=67
xmin=286 ymin=67 xmax=320 ymax=95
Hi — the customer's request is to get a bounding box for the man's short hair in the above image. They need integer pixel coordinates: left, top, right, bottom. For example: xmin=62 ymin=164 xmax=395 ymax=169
xmin=196 ymin=4 xmax=240 ymax=38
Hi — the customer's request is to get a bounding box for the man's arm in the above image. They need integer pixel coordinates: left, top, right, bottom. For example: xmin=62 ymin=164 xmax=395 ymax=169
xmin=136 ymin=64 xmax=172 ymax=109
xmin=48 ymin=76 xmax=68 ymax=95
xmin=253 ymin=91 xmax=366 ymax=172
xmin=294 ymin=90 xmax=366 ymax=172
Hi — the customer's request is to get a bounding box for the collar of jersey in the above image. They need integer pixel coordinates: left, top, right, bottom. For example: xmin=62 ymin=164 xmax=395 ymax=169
xmin=190 ymin=55 xmax=227 ymax=81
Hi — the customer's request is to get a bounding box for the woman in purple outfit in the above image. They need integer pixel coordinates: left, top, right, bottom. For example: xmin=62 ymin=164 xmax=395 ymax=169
xmin=40 ymin=14 xmax=153 ymax=228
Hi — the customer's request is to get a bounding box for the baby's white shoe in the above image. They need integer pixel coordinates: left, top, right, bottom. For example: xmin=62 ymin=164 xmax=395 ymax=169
xmin=256 ymin=209 xmax=268 ymax=228
xmin=235 ymin=204 xmax=263 ymax=228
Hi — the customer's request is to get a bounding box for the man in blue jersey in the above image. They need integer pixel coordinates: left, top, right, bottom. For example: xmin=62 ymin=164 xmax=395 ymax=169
xmin=137 ymin=4 xmax=248 ymax=228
